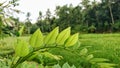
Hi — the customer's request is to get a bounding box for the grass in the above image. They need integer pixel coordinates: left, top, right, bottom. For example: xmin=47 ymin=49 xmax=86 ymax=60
xmin=79 ymin=34 xmax=120 ymax=65
xmin=0 ymin=33 xmax=120 ymax=67
xmin=0 ymin=36 xmax=29 ymax=56
xmin=49 ymin=33 xmax=120 ymax=67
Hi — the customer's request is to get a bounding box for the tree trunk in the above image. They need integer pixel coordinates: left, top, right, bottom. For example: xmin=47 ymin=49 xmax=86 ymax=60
xmin=108 ymin=0 xmax=114 ymax=32
xmin=109 ymin=3 xmax=114 ymax=24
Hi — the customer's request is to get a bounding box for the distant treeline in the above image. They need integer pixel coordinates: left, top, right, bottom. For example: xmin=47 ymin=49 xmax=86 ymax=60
xmin=33 ymin=0 xmax=120 ymax=33
xmin=1 ymin=0 xmax=120 ymax=35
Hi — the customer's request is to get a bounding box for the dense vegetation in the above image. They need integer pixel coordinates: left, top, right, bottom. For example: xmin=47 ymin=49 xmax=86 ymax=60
xmin=0 ymin=33 xmax=120 ymax=68
xmin=1 ymin=0 xmax=120 ymax=36
xmin=0 ymin=0 xmax=120 ymax=68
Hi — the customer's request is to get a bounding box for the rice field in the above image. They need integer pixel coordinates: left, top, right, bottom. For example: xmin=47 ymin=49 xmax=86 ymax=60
xmin=0 ymin=33 xmax=120 ymax=67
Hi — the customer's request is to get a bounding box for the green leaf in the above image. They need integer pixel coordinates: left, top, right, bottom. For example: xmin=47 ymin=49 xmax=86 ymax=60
xmin=62 ymin=62 xmax=71 ymax=68
xmin=86 ymin=54 xmax=94 ymax=60
xmin=29 ymin=29 xmax=44 ymax=48
xmin=43 ymin=52 xmax=62 ymax=60
xmin=38 ymin=64 xmax=44 ymax=68
xmin=45 ymin=66 xmax=49 ymax=68
xmin=15 ymin=39 xmax=29 ymax=57
xmin=56 ymin=27 xmax=71 ymax=45
xmin=79 ymin=48 xmax=88 ymax=56
xmin=71 ymin=65 xmax=76 ymax=68
xmin=65 ymin=33 xmax=79 ymax=47
xmin=44 ymin=27 xmax=59 ymax=45
xmin=90 ymin=58 xmax=109 ymax=63
xmin=72 ymin=42 xmax=81 ymax=50
xmin=53 ymin=64 xmax=61 ymax=68
xmin=97 ymin=63 xmax=117 ymax=68
xmin=18 ymin=26 xmax=24 ymax=36
xmin=27 ymin=53 xmax=38 ymax=60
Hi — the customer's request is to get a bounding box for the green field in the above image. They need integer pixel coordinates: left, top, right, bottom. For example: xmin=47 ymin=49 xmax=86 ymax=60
xmin=0 ymin=33 xmax=120 ymax=67
xmin=50 ymin=33 xmax=120 ymax=67
xmin=79 ymin=34 xmax=120 ymax=63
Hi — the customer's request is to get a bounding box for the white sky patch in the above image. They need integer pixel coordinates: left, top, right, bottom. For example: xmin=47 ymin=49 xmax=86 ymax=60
xmin=14 ymin=0 xmax=80 ymax=23
xmin=1 ymin=0 xmax=101 ymax=23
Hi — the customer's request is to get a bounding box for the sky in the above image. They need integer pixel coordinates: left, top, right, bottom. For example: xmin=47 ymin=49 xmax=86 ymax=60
xmin=13 ymin=0 xmax=81 ymax=22
xmin=1 ymin=0 xmax=100 ymax=23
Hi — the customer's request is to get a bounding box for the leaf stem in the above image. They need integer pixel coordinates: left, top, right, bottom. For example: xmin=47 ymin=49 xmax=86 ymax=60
xmin=11 ymin=45 xmax=81 ymax=68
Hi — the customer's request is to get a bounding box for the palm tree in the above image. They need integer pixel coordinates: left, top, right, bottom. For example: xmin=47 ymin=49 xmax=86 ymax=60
xmin=0 ymin=0 xmax=20 ymax=37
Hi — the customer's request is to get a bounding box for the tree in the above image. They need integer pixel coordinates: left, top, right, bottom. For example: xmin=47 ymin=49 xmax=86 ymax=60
xmin=35 ymin=0 xmax=120 ymax=33
xmin=55 ymin=5 xmax=83 ymax=33
xmin=25 ymin=12 xmax=32 ymax=34
xmin=108 ymin=0 xmax=115 ymax=25
xmin=37 ymin=11 xmax=42 ymax=20
xmin=81 ymin=0 xmax=91 ymax=32
xmin=0 ymin=0 xmax=20 ymax=37
xmin=45 ymin=9 xmax=52 ymax=31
